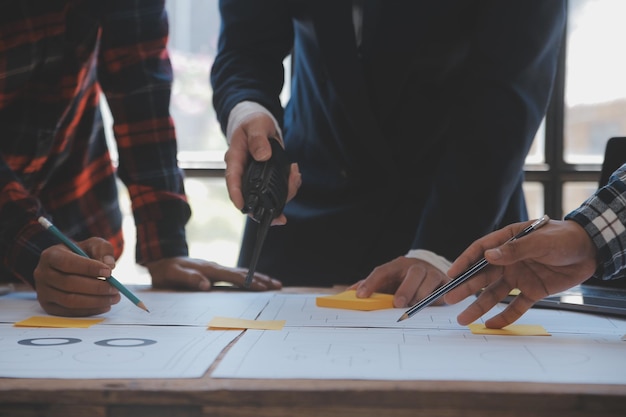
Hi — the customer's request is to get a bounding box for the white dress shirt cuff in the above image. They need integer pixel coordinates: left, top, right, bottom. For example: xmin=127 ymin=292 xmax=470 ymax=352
xmin=226 ymin=101 xmax=282 ymax=144
xmin=405 ymin=249 xmax=453 ymax=275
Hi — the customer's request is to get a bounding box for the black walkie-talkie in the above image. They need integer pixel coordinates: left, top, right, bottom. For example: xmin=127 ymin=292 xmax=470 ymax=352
xmin=241 ymin=137 xmax=291 ymax=288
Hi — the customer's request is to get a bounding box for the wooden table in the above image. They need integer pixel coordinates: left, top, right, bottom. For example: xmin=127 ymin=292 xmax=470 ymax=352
xmin=2 ymin=370 xmax=626 ymax=416
xmin=1 ymin=287 xmax=626 ymax=417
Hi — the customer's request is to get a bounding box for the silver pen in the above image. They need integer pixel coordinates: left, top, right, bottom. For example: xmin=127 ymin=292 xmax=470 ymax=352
xmin=397 ymin=215 xmax=550 ymax=322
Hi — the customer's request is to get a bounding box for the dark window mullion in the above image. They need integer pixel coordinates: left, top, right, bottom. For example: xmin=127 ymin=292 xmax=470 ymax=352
xmin=541 ymin=12 xmax=568 ymax=219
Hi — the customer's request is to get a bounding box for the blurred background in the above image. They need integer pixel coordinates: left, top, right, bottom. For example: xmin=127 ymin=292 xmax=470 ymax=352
xmin=103 ymin=0 xmax=626 ymax=284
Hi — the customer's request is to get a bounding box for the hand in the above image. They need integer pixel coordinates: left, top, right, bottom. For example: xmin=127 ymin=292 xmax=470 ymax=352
xmin=147 ymin=256 xmax=283 ymax=291
xmin=225 ymin=113 xmax=301 ymax=225
xmin=33 ymin=238 xmax=120 ymax=317
xmin=444 ymin=219 xmax=598 ymax=328
xmin=349 ymin=256 xmax=451 ymax=308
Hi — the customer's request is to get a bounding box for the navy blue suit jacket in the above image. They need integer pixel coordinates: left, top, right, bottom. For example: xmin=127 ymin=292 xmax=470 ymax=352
xmin=211 ymin=0 xmax=566 ymax=286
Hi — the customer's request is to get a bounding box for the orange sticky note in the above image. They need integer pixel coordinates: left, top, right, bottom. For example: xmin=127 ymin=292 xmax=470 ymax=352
xmin=208 ymin=317 xmax=285 ymax=330
xmin=468 ymin=323 xmax=550 ymax=336
xmin=316 ymin=290 xmax=394 ymax=311
xmin=14 ymin=316 xmax=104 ymax=328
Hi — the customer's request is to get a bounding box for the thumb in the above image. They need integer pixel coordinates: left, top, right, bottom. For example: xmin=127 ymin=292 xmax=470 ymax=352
xmin=484 ymin=239 xmax=526 ymax=266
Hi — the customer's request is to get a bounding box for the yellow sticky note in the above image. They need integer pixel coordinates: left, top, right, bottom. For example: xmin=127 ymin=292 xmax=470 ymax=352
xmin=468 ymin=323 xmax=551 ymax=336
xmin=316 ymin=290 xmax=394 ymax=311
xmin=14 ymin=316 xmax=104 ymax=328
xmin=208 ymin=316 xmax=285 ymax=330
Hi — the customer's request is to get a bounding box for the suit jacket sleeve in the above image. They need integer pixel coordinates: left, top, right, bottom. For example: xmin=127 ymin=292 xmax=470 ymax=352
xmin=211 ymin=0 xmax=293 ymax=133
xmin=412 ymin=1 xmax=566 ymax=260
xmin=565 ymin=164 xmax=626 ymax=281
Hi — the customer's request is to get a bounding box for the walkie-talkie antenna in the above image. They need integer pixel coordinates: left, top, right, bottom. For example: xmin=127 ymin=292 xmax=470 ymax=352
xmin=243 ymin=208 xmax=274 ymax=287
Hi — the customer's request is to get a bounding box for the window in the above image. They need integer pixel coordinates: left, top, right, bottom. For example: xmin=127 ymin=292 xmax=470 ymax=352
xmin=565 ymin=0 xmax=626 ymax=163
xmin=530 ymin=0 xmax=626 ymax=219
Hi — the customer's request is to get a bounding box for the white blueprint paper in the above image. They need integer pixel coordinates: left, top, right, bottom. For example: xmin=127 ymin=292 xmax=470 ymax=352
xmin=213 ymin=293 xmax=626 ymax=384
xmin=258 ymin=293 xmax=626 ymax=335
xmin=0 ymin=290 xmax=274 ymax=326
xmin=0 ymin=324 xmax=240 ymax=379
xmin=212 ymin=326 xmax=626 ymax=384
xmin=0 ymin=290 xmax=272 ymax=379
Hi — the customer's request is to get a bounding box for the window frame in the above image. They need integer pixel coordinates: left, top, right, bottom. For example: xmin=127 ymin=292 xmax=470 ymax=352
xmin=527 ymin=8 xmax=603 ymax=220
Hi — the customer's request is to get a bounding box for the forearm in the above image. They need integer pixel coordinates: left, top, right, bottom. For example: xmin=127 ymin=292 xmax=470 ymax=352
xmin=110 ymin=85 xmax=191 ymax=265
xmin=226 ymin=101 xmax=282 ymax=143
xmin=0 ymin=168 xmax=56 ymax=286
xmin=210 ymin=0 xmax=293 ymax=133
xmin=565 ymin=165 xmax=626 ymax=280
xmin=97 ymin=0 xmax=191 ymax=265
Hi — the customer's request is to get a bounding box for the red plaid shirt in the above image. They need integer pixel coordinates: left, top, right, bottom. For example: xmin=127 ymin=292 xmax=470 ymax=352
xmin=0 ymin=0 xmax=190 ymax=286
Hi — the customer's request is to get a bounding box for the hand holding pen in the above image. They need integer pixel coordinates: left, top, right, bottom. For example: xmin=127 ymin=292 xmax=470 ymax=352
xmin=444 ymin=215 xmax=600 ymax=329
xmin=35 ymin=217 xmax=148 ymax=317
xmin=397 ymin=215 xmax=550 ymax=322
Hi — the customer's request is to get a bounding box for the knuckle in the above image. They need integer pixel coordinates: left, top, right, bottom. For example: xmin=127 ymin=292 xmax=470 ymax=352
xmin=41 ymin=246 xmax=62 ymax=265
xmin=479 ymin=289 xmax=500 ymax=307
xmin=57 ymin=291 xmax=78 ymax=308
xmin=504 ymin=241 xmax=520 ymax=257
xmin=406 ymin=262 xmax=427 ymax=277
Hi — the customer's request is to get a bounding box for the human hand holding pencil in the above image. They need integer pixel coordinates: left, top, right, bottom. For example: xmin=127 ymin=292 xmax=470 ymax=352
xmin=397 ymin=215 xmax=550 ymax=322
xmin=35 ymin=216 xmax=148 ymax=317
xmin=444 ymin=216 xmax=597 ymax=329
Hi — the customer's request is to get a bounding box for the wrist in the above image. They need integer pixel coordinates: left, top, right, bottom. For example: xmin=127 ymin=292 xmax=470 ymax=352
xmin=226 ymin=101 xmax=282 ymax=144
xmin=404 ymin=249 xmax=452 ymax=274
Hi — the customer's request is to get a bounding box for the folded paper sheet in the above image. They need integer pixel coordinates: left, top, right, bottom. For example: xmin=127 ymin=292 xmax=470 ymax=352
xmin=316 ymin=290 xmax=394 ymax=311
